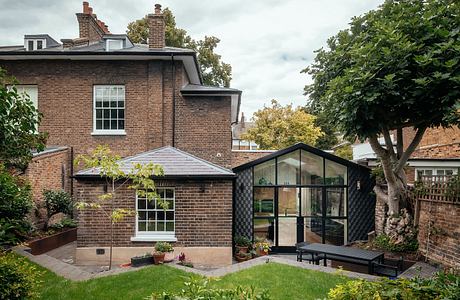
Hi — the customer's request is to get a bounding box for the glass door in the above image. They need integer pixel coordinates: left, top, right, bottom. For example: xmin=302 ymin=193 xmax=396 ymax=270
xmin=277 ymin=187 xmax=300 ymax=247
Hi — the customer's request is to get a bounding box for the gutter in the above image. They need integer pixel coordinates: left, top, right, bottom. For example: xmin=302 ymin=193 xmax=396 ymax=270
xmin=71 ymin=174 xmax=236 ymax=180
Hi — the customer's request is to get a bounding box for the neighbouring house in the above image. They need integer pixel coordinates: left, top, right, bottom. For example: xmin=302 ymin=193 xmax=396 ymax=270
xmin=0 ymin=2 xmax=241 ymax=266
xmin=233 ymin=143 xmax=375 ymax=252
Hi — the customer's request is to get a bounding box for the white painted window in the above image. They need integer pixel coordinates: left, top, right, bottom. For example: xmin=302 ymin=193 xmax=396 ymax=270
xmin=106 ymin=39 xmax=123 ymax=51
xmin=25 ymin=39 xmax=46 ymax=51
xmin=415 ymin=168 xmax=458 ymax=180
xmin=11 ymin=85 xmax=38 ymax=109
xmin=92 ymin=85 xmax=125 ymax=135
xmin=132 ymin=188 xmax=176 ymax=242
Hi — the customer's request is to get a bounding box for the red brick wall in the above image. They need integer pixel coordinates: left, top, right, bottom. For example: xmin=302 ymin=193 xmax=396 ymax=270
xmin=231 ymin=150 xmax=274 ymax=168
xmin=75 ymin=179 xmax=233 ymax=248
xmin=23 ymin=147 xmax=71 ymax=227
xmin=417 ymin=201 xmax=460 ymax=268
xmin=0 ymin=60 xmax=232 ymax=169
xmin=403 ymin=126 xmax=460 ymax=158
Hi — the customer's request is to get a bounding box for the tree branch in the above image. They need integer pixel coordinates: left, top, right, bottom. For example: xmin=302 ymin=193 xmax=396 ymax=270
xmin=396 ymin=128 xmax=403 ymax=159
xmin=382 ymin=127 xmax=396 ymax=162
xmin=394 ymin=126 xmax=427 ymax=174
xmin=369 ymin=135 xmax=397 ymax=184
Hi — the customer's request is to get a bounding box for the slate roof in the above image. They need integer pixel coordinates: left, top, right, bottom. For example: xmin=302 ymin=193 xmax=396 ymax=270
xmin=75 ymin=146 xmax=235 ymax=179
xmin=181 ymin=84 xmax=242 ymax=95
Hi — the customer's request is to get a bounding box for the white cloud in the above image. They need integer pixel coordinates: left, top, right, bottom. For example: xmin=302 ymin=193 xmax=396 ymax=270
xmin=0 ymin=0 xmax=383 ymax=117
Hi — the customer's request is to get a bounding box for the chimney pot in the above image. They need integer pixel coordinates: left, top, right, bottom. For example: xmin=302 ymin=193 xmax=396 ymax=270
xmin=83 ymin=1 xmax=90 ymax=14
xmin=154 ymin=4 xmax=162 ymax=14
xmin=88 ymin=7 xmax=93 ymax=15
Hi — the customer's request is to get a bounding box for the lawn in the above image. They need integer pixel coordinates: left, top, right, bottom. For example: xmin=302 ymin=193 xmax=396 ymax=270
xmin=35 ymin=261 xmax=348 ymax=300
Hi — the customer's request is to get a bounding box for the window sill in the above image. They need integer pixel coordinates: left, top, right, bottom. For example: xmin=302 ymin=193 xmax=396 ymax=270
xmin=91 ymin=130 xmax=126 ymax=136
xmin=130 ymin=235 xmax=177 ymax=242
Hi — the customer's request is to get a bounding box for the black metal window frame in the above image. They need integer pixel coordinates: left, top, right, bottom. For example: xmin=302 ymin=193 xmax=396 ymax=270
xmin=252 ymin=149 xmax=349 ymax=250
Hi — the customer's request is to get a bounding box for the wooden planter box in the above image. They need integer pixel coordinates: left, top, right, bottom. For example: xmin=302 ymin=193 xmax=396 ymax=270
xmin=28 ymin=228 xmax=77 ymax=255
xmin=131 ymin=255 xmax=154 ymax=267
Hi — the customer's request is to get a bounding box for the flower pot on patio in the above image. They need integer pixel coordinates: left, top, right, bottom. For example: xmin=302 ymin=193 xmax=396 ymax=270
xmin=256 ymin=248 xmax=268 ymax=256
xmin=131 ymin=254 xmax=154 ymax=267
xmin=235 ymin=245 xmax=248 ymax=254
xmin=153 ymin=252 xmax=165 ymax=265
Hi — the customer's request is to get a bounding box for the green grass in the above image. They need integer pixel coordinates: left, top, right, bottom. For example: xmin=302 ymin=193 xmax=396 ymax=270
xmin=34 ymin=261 xmax=347 ymax=300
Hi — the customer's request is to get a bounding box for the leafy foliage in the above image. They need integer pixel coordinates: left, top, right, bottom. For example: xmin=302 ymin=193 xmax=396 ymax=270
xmin=304 ymin=107 xmax=339 ymax=150
xmin=154 ymin=241 xmax=173 ymax=254
xmin=304 ymin=0 xmax=460 ymax=140
xmin=126 ymin=8 xmax=231 ymax=87
xmin=48 ymin=217 xmax=77 ymax=230
xmin=43 ymin=189 xmax=73 ymax=219
xmin=0 ymin=163 xmax=32 ymax=246
xmin=373 ymin=233 xmax=418 ymax=252
xmin=333 ymin=144 xmax=353 ymax=160
xmin=0 ymin=68 xmax=47 ymax=169
xmin=234 ymin=235 xmax=252 ymax=247
xmin=328 ymin=271 xmax=460 ymax=300
xmin=0 ymin=252 xmax=43 ymax=300
xmin=148 ymin=276 xmax=271 ymax=300
xmin=242 ymin=100 xmax=323 ymax=150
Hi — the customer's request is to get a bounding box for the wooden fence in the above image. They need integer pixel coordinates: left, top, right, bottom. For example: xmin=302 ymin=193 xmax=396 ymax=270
xmin=416 ymin=175 xmax=460 ymax=203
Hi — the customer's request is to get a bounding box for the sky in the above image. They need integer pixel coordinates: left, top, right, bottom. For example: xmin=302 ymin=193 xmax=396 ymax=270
xmin=0 ymin=0 xmax=383 ymax=118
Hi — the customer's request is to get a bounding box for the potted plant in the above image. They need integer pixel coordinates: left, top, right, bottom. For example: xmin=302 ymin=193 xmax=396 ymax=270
xmin=131 ymin=253 xmax=154 ymax=267
xmin=153 ymin=241 xmax=173 ymax=264
xmin=234 ymin=235 xmax=251 ymax=254
xmin=254 ymin=238 xmax=271 ymax=256
xmin=235 ymin=251 xmax=252 ymax=262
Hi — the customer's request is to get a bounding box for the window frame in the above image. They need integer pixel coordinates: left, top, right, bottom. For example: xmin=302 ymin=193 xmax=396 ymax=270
xmin=106 ymin=39 xmax=124 ymax=51
xmin=131 ymin=188 xmax=177 ymax=242
xmin=92 ymin=85 xmax=126 ymax=136
xmin=415 ymin=167 xmax=458 ymax=180
xmin=25 ymin=39 xmax=46 ymax=51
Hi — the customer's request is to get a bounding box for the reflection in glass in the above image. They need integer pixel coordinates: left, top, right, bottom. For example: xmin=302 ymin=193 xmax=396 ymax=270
xmin=301 ymin=188 xmax=322 ymax=217
xmin=278 ymin=217 xmax=297 ymax=246
xmin=253 ymin=218 xmax=275 ymax=245
xmin=254 ymin=160 xmax=275 ymax=186
xmin=277 ymin=150 xmax=300 ymax=185
xmin=326 ymin=188 xmax=346 ymax=217
xmin=325 ymin=160 xmax=347 ymax=185
xmin=304 ymin=218 xmax=323 ymax=244
xmin=254 ymin=187 xmax=275 ymax=217
xmin=324 ymin=219 xmax=346 ymax=245
xmin=301 ymin=150 xmax=324 ymax=184
xmin=278 ymin=188 xmax=299 ymax=216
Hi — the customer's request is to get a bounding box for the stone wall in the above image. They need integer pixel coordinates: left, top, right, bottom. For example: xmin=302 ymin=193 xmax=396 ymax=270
xmin=417 ymin=200 xmax=460 ymax=268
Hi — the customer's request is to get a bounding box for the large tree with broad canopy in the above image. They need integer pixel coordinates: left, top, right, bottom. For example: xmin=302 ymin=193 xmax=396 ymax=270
xmin=304 ymin=0 xmax=460 ymax=216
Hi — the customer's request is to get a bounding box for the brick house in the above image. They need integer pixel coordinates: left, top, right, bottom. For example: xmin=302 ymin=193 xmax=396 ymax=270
xmin=0 ymin=2 xmax=241 ymax=266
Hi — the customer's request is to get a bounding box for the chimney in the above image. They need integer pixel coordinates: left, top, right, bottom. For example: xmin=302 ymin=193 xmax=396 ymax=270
xmin=148 ymin=4 xmax=165 ymax=48
xmin=76 ymin=1 xmax=108 ymax=41
xmin=240 ymin=112 xmax=246 ymax=128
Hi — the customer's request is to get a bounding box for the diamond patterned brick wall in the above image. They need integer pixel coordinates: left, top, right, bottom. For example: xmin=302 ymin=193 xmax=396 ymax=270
xmin=234 ymin=168 xmax=253 ymax=239
xmin=348 ymin=166 xmax=376 ymax=242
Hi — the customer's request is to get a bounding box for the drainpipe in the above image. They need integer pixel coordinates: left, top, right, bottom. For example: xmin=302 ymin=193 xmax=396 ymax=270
xmin=171 ymin=54 xmax=176 ymax=147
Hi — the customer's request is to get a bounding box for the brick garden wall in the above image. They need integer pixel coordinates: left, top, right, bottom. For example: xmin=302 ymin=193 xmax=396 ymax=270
xmin=23 ymin=147 xmax=71 ymax=227
xmin=417 ymin=200 xmax=460 ymax=268
xmin=75 ymin=179 xmax=233 ymax=248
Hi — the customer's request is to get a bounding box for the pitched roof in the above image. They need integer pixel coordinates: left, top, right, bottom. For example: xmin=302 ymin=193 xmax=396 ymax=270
xmin=75 ymin=146 xmax=235 ymax=179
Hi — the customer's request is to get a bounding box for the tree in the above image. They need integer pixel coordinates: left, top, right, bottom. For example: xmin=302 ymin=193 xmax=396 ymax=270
xmin=304 ymin=107 xmax=339 ymax=150
xmin=75 ymin=145 xmax=164 ymax=270
xmin=242 ymin=100 xmax=323 ymax=150
xmin=0 ymin=68 xmax=47 ymax=169
xmin=334 ymin=144 xmax=353 ymax=160
xmin=127 ymin=8 xmax=232 ymax=87
xmin=304 ymin=0 xmax=460 ymax=217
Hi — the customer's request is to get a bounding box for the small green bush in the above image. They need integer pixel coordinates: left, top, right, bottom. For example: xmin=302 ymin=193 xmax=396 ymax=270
xmin=154 ymin=241 xmax=173 ymax=253
xmin=43 ymin=189 xmax=73 ymax=218
xmin=148 ymin=276 xmax=271 ymax=300
xmin=328 ymin=271 xmax=460 ymax=300
xmin=0 ymin=252 xmax=43 ymax=300
xmin=373 ymin=234 xmax=418 ymax=252
xmin=234 ymin=235 xmax=252 ymax=247
xmin=48 ymin=217 xmax=77 ymax=230
xmin=0 ymin=164 xmax=32 ymax=245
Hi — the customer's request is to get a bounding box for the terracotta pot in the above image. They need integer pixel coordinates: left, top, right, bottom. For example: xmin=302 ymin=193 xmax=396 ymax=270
xmin=235 ymin=255 xmax=248 ymax=262
xmin=235 ymin=245 xmax=248 ymax=254
xmin=153 ymin=252 xmax=165 ymax=265
xmin=256 ymin=248 xmax=268 ymax=256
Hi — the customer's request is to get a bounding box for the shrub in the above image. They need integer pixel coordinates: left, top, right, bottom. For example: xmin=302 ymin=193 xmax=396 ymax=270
xmin=234 ymin=235 xmax=252 ymax=247
xmin=373 ymin=233 xmax=418 ymax=252
xmin=154 ymin=241 xmax=173 ymax=253
xmin=148 ymin=276 xmax=271 ymax=300
xmin=43 ymin=189 xmax=73 ymax=218
xmin=0 ymin=164 xmax=32 ymax=245
xmin=0 ymin=252 xmax=43 ymax=300
xmin=328 ymin=271 xmax=460 ymax=300
xmin=48 ymin=217 xmax=77 ymax=230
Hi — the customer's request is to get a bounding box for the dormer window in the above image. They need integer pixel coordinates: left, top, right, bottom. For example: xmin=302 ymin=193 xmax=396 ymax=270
xmin=106 ymin=39 xmax=123 ymax=51
xmin=25 ymin=39 xmax=46 ymax=51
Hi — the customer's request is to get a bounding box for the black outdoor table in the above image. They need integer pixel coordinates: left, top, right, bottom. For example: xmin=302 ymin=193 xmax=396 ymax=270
xmin=299 ymin=243 xmax=385 ymax=274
